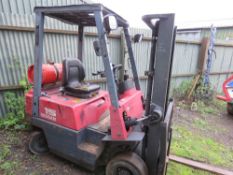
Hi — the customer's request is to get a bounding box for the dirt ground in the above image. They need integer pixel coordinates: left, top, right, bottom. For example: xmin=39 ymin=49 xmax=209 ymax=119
xmin=174 ymin=104 xmax=233 ymax=148
xmin=0 ymin=130 xmax=90 ymax=175
xmin=1 ymin=102 xmax=233 ymax=175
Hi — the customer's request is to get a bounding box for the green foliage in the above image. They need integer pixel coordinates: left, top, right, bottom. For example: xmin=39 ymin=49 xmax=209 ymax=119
xmin=0 ymin=161 xmax=19 ymax=175
xmin=0 ymin=145 xmax=10 ymax=161
xmin=171 ymin=126 xmax=233 ymax=169
xmin=0 ymin=92 xmax=27 ymax=130
xmin=19 ymin=77 xmax=32 ymax=92
xmin=173 ymin=78 xmax=214 ymax=102
xmin=0 ymin=132 xmax=22 ymax=175
xmin=212 ymin=99 xmax=226 ymax=111
xmin=193 ymin=81 xmax=214 ymax=102
xmin=173 ymin=78 xmax=226 ymax=115
xmin=193 ymin=101 xmax=219 ymax=115
xmin=0 ymin=144 xmax=18 ymax=175
xmin=189 ymin=98 xmax=225 ymax=115
xmin=173 ymin=80 xmax=193 ymax=99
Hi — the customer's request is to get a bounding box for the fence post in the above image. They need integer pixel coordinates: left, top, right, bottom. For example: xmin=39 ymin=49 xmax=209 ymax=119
xmin=187 ymin=37 xmax=209 ymax=99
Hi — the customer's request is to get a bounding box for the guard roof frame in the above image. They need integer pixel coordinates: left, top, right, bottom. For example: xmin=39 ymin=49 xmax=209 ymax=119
xmin=34 ymin=4 xmax=129 ymax=27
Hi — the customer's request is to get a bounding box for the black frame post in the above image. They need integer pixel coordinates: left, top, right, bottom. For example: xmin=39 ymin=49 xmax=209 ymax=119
xmin=32 ymin=12 xmax=44 ymax=118
xmin=94 ymin=10 xmax=119 ymax=108
xmin=78 ymin=25 xmax=84 ymax=61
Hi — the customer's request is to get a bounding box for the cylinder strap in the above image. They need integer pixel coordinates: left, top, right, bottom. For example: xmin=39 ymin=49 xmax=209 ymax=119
xmin=53 ymin=64 xmax=60 ymax=82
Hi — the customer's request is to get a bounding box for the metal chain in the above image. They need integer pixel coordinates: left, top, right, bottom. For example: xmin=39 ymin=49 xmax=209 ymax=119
xmin=204 ymin=25 xmax=217 ymax=86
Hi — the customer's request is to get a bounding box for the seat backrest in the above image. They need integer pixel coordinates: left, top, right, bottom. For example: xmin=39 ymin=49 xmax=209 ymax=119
xmin=62 ymin=58 xmax=85 ymax=88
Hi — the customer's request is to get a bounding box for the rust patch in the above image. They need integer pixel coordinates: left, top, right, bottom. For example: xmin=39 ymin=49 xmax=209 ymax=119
xmin=89 ymin=110 xmax=110 ymax=132
xmin=78 ymin=142 xmax=100 ymax=155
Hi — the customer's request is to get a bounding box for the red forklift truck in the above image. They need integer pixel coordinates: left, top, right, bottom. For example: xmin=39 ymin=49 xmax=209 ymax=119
xmin=25 ymin=4 xmax=176 ymax=175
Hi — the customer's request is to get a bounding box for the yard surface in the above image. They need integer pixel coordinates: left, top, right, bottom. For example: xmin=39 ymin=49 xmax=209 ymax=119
xmin=168 ymin=100 xmax=233 ymax=175
xmin=1 ymin=100 xmax=233 ymax=175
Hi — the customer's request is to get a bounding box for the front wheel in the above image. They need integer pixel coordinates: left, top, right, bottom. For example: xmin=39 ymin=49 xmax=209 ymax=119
xmin=227 ymin=103 xmax=233 ymax=115
xmin=106 ymin=152 xmax=148 ymax=175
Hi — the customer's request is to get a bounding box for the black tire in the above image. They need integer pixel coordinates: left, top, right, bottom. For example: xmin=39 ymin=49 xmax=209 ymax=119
xmin=227 ymin=103 xmax=233 ymax=115
xmin=28 ymin=131 xmax=49 ymax=155
xmin=106 ymin=152 xmax=148 ymax=175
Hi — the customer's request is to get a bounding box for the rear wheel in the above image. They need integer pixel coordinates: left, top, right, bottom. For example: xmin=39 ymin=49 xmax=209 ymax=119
xmin=28 ymin=131 xmax=49 ymax=155
xmin=227 ymin=103 xmax=233 ymax=115
xmin=106 ymin=152 xmax=148 ymax=175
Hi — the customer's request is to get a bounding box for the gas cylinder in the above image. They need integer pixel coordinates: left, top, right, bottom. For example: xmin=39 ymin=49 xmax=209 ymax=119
xmin=28 ymin=63 xmax=62 ymax=85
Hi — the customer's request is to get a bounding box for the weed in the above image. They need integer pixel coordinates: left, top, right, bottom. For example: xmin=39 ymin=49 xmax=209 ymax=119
xmin=195 ymin=101 xmax=219 ymax=115
xmin=194 ymin=82 xmax=214 ymax=102
xmin=212 ymin=99 xmax=226 ymax=111
xmin=0 ymin=145 xmax=10 ymax=161
xmin=6 ymin=132 xmax=22 ymax=145
xmin=31 ymin=155 xmax=39 ymax=161
xmin=173 ymin=79 xmax=224 ymax=116
xmin=0 ymin=92 xmax=27 ymax=130
xmin=0 ymin=161 xmax=19 ymax=175
xmin=173 ymin=80 xmax=193 ymax=99
xmin=19 ymin=77 xmax=32 ymax=92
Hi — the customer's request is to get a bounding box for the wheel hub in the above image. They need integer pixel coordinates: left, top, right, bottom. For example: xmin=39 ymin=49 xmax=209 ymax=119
xmin=117 ymin=167 xmax=132 ymax=175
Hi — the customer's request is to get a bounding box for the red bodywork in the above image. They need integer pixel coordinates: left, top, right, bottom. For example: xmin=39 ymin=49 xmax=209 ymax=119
xmin=217 ymin=75 xmax=233 ymax=102
xmin=26 ymin=87 xmax=144 ymax=139
xmin=26 ymin=89 xmax=111 ymax=130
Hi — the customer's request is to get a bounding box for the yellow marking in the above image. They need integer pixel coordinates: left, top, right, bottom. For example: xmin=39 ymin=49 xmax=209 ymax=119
xmin=73 ymin=98 xmax=85 ymax=103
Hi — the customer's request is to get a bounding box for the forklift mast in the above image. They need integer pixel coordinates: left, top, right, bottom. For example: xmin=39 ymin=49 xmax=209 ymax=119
xmin=142 ymin=14 xmax=176 ymax=175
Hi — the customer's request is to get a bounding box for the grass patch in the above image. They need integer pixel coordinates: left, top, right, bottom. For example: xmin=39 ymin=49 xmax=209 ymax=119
xmin=0 ymin=139 xmax=21 ymax=175
xmin=196 ymin=101 xmax=218 ymax=115
xmin=193 ymin=101 xmax=222 ymax=115
xmin=0 ymin=161 xmax=19 ymax=175
xmin=167 ymin=162 xmax=212 ymax=175
xmin=0 ymin=144 xmax=19 ymax=175
xmin=193 ymin=118 xmax=208 ymax=129
xmin=171 ymin=126 xmax=233 ymax=169
xmin=6 ymin=132 xmax=22 ymax=146
xmin=0 ymin=145 xmax=10 ymax=161
xmin=212 ymin=99 xmax=226 ymax=112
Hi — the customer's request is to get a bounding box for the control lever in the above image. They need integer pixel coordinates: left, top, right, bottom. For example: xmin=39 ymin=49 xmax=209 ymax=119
xmin=112 ymin=64 xmax=122 ymax=71
xmin=92 ymin=71 xmax=105 ymax=78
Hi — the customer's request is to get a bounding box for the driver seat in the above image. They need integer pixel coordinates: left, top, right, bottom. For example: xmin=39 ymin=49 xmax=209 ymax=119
xmin=62 ymin=58 xmax=100 ymax=98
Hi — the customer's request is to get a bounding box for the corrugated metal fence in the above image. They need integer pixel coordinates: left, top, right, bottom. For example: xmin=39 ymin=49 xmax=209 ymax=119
xmin=1 ymin=0 xmax=233 ymax=117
